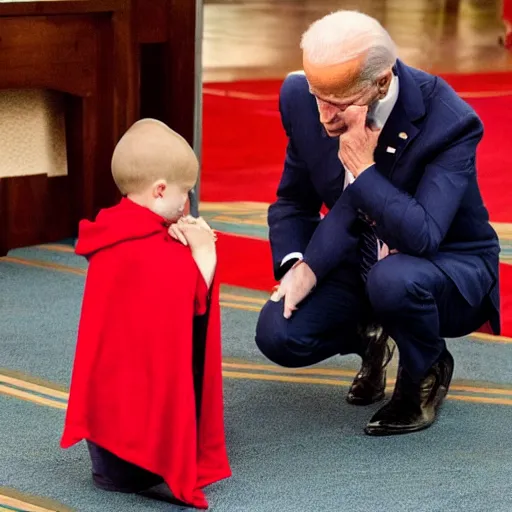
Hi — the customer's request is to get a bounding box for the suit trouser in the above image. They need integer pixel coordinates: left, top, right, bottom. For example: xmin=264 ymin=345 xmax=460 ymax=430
xmin=255 ymin=253 xmax=490 ymax=380
xmin=87 ymin=441 xmax=163 ymax=493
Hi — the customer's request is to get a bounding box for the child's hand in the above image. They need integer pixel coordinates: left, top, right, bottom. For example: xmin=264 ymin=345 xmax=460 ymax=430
xmin=169 ymin=216 xmax=217 ymax=287
xmin=181 ymin=216 xmax=216 ymax=238
xmin=168 ymin=216 xmax=217 ymax=251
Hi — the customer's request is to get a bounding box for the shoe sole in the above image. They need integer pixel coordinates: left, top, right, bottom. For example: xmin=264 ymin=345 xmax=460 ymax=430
xmin=346 ymin=391 xmax=385 ymax=406
xmin=364 ymin=381 xmax=451 ymax=436
xmin=364 ymin=418 xmax=434 ymax=436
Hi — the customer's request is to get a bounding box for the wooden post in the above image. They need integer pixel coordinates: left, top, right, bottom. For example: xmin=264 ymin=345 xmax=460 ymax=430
xmin=134 ymin=0 xmax=200 ymax=214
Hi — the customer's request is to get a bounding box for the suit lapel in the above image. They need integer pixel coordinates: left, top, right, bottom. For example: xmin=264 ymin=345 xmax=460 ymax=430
xmin=374 ymin=60 xmax=426 ymax=181
xmin=374 ymin=101 xmax=419 ymax=179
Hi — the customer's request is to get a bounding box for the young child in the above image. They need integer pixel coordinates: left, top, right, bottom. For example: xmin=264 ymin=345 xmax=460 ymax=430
xmin=61 ymin=119 xmax=231 ymax=509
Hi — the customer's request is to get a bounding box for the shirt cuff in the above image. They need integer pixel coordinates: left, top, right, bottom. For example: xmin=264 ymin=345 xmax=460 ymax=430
xmin=281 ymin=252 xmax=303 ymax=266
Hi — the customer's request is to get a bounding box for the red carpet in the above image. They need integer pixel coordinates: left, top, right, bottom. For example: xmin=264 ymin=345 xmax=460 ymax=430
xmin=202 ymin=73 xmax=512 ymax=219
xmin=204 ymin=72 xmax=512 ymax=336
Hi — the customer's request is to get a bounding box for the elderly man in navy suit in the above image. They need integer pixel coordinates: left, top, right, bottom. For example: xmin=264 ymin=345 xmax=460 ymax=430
xmin=255 ymin=10 xmax=500 ymax=435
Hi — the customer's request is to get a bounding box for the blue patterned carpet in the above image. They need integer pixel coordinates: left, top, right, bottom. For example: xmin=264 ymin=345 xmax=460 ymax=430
xmin=1 ymin=244 xmax=512 ymax=512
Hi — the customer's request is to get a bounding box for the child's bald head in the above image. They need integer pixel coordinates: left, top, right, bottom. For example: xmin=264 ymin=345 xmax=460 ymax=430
xmin=111 ymin=119 xmax=198 ymax=195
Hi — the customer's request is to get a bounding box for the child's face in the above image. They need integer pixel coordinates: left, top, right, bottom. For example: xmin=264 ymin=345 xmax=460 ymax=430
xmin=151 ymin=181 xmax=192 ymax=222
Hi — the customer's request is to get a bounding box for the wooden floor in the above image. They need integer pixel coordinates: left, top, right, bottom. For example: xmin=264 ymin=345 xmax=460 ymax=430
xmin=202 ymin=0 xmax=512 ymax=82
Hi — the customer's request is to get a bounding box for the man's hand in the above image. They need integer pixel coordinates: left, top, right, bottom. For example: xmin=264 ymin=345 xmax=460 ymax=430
xmin=274 ymin=261 xmax=317 ymax=319
xmin=338 ymin=105 xmax=381 ymax=178
xmin=270 ymin=265 xmax=295 ymax=303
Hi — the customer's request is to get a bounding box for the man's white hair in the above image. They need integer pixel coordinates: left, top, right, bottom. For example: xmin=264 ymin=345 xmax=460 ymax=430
xmin=300 ymin=11 xmax=397 ymax=84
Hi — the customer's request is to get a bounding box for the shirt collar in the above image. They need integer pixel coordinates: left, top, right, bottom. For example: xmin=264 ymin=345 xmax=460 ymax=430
xmin=368 ymin=73 xmax=399 ymax=130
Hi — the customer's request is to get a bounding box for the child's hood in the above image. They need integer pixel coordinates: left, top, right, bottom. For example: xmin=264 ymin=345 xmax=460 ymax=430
xmin=75 ymin=198 xmax=166 ymax=257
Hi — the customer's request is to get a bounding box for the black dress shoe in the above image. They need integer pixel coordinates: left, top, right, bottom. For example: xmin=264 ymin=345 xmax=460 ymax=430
xmin=346 ymin=325 xmax=395 ymax=406
xmin=364 ymin=348 xmax=454 ymax=436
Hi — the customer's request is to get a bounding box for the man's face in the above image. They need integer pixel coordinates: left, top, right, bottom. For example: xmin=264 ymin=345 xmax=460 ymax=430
xmin=303 ymin=54 xmax=386 ymax=137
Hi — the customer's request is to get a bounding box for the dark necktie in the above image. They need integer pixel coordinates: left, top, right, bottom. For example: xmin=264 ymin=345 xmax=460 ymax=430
xmin=358 ymin=212 xmax=380 ymax=282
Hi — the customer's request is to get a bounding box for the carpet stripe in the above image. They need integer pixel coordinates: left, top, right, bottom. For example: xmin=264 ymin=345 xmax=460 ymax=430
xmin=6 ymin=364 xmax=512 ymax=395
xmin=222 ymin=361 xmax=361 ymax=379
xmin=219 ymin=301 xmax=261 ymax=312
xmin=0 ymin=505 xmax=32 ymax=512
xmin=0 ymin=370 xmax=68 ymax=394
xmin=0 ymin=499 xmax=68 ymax=512
xmin=0 ymin=386 xmax=66 ymax=410
xmin=0 ymin=488 xmax=74 ymax=512
xmin=36 ymin=244 xmax=74 ymax=254
xmin=3 ymin=367 xmax=512 ymax=408
xmin=0 ymin=257 xmax=85 ymax=276
xmin=212 ymin=215 xmax=267 ymax=227
xmin=221 ymin=371 xmax=512 ymax=406
xmin=222 ymin=362 xmax=512 ymax=395
xmin=0 ymin=375 xmax=68 ymax=401
xmin=223 ymin=361 xmax=512 ymax=390
xmin=221 ymin=293 xmax=266 ymax=305
xmin=470 ymin=332 xmax=512 ymax=344
xmin=448 ymin=395 xmax=512 ymax=406
xmin=0 ymin=506 xmax=29 ymax=512
xmin=2 ymin=254 xmax=512 ymax=346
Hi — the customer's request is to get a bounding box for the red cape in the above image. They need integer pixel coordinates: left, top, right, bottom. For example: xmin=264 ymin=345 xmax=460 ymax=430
xmin=61 ymin=198 xmax=231 ymax=509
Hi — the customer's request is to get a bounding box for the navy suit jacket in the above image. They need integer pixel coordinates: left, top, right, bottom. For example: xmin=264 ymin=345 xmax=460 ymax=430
xmin=268 ymin=60 xmax=500 ymax=334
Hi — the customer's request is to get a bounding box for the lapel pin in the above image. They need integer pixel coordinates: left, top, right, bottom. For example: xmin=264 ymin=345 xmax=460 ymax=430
xmin=386 ymin=146 xmax=397 ymax=154
xmin=398 ymin=132 xmax=408 ymax=140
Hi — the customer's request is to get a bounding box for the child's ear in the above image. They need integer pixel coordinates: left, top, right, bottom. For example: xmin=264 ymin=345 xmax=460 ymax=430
xmin=153 ymin=180 xmax=167 ymax=198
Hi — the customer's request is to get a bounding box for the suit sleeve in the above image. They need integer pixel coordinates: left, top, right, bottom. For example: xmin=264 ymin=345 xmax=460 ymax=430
xmin=302 ymin=189 xmax=360 ymax=283
xmin=268 ymin=78 xmax=323 ymax=280
xmin=346 ymin=113 xmax=483 ymax=257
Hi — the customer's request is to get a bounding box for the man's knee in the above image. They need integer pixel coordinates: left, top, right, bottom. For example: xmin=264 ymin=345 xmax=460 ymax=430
xmin=366 ymin=256 xmax=425 ymax=314
xmin=255 ymin=300 xmax=313 ymax=368
xmin=255 ymin=300 xmax=291 ymax=366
